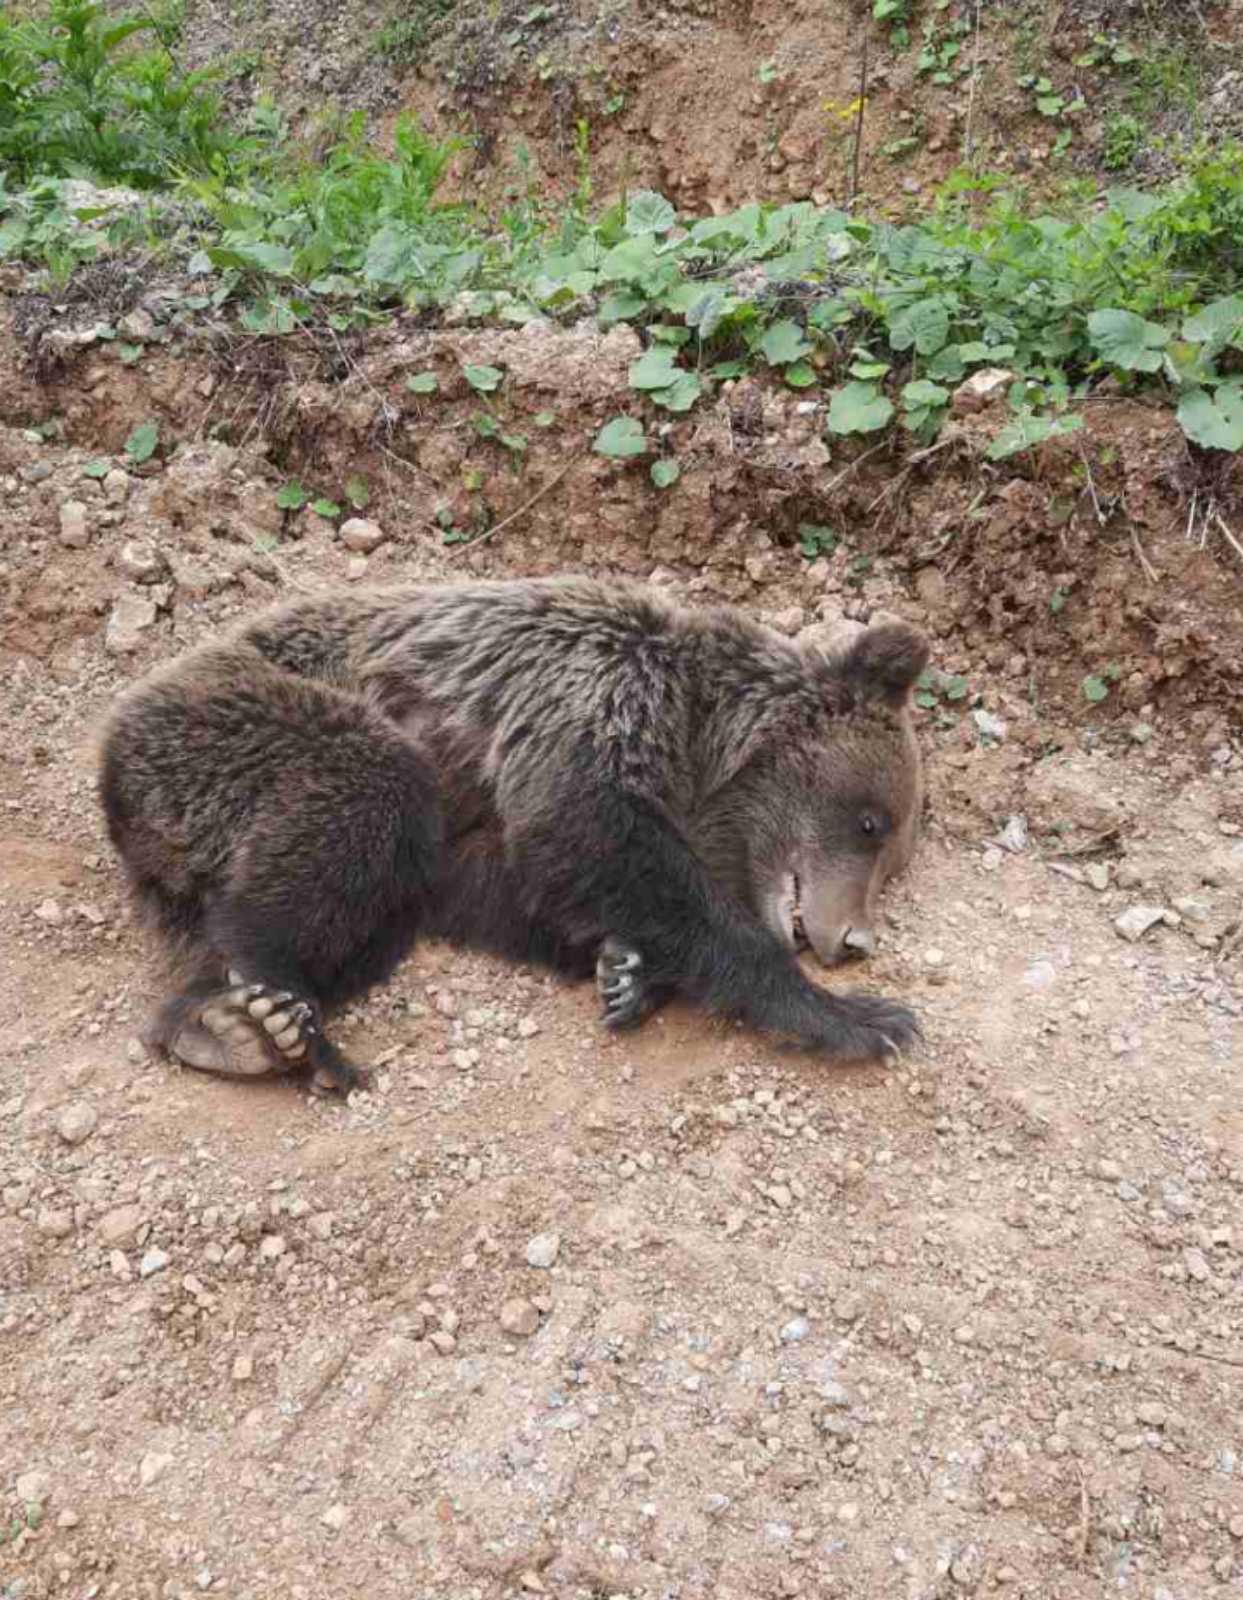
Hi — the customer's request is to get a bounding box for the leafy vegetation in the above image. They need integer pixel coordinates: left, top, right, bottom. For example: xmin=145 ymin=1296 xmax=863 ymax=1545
xmin=2 ymin=0 xmax=1243 ymax=461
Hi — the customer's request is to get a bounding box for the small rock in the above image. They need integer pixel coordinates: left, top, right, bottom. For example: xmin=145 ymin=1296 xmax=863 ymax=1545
xmin=500 ymin=1297 xmax=540 ymax=1336
xmin=321 ymin=1502 xmax=348 ymax=1532
xmin=1136 ymin=1401 xmax=1167 ymax=1427
xmin=516 ymin=1016 xmax=540 ymax=1039
xmin=118 ymin=307 xmax=158 ymax=342
xmin=59 ymin=499 xmax=90 ymax=549
xmin=780 ymin=1316 xmax=810 ymax=1343
xmin=952 ymin=367 xmax=1015 ymax=415
xmin=258 ymin=1234 xmax=286 ymax=1261
xmin=139 ymin=1450 xmax=172 ymax=1487
xmin=428 ymin=1329 xmax=457 ymax=1354
xmin=102 ymin=468 xmax=130 ymax=505
xmin=37 ymin=1209 xmax=73 ymax=1239
xmin=834 ymin=1292 xmax=863 ymax=1322
xmin=16 ymin=1471 xmax=50 ymax=1506
xmin=118 ymin=539 xmax=165 ymax=583
xmin=34 ymin=897 xmax=63 ymax=925
xmin=105 ymin=593 xmax=158 ymax=655
xmin=339 ymin=517 xmax=386 ymax=554
xmin=551 ymin=1408 xmax=582 ymax=1431
xmin=231 ymin=1354 xmax=254 ymax=1383
xmin=973 ymin=709 xmax=1007 ymax=743
xmin=99 ymin=1204 xmax=143 ymax=1246
xmin=139 ymin=1247 xmax=169 ymax=1278
xmin=525 ymin=1232 xmax=561 ymax=1269
xmin=55 ymin=1100 xmax=97 ymax=1146
xmin=1130 ymin=721 xmax=1153 ymax=745
xmin=1113 ymin=904 xmax=1167 ymax=942
xmin=995 ymin=813 xmax=1028 ymax=852
xmin=705 ymin=1492 xmax=731 ymax=1517
xmin=1085 ymin=862 xmax=1110 ymax=892
xmin=1184 ymin=1247 xmax=1211 ymax=1283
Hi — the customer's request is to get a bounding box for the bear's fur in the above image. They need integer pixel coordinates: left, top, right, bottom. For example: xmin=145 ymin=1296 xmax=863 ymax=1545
xmin=97 ymin=576 xmax=929 ymax=1091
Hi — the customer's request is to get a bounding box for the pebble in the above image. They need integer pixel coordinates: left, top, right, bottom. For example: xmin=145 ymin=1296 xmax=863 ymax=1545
xmin=16 ymin=1471 xmax=50 ymax=1505
xmin=55 ymin=1100 xmax=97 ymax=1146
xmin=99 ymin=1204 xmax=143 ymax=1246
xmin=1085 ymin=862 xmax=1110 ymax=892
xmin=525 ymin=1232 xmax=561 ymax=1269
xmin=35 ymin=897 xmax=63 ymax=925
xmin=118 ymin=539 xmax=165 ymax=583
xmin=37 ymin=1209 xmax=73 ymax=1238
xmin=321 ymin=1502 xmax=348 ymax=1531
xmin=58 ymin=499 xmax=90 ymax=549
xmin=102 ymin=468 xmax=130 ymax=504
xmin=973 ymin=709 xmax=1008 ymax=743
xmin=232 ymin=1354 xmax=254 ymax=1383
xmin=428 ymin=1329 xmax=457 ymax=1354
xmin=1114 ymin=904 xmax=1168 ymax=942
xmin=139 ymin=1248 xmax=170 ymax=1278
xmin=835 ymin=1293 xmax=863 ymax=1322
xmin=500 ymin=1297 xmax=541 ymax=1336
xmin=1136 ymin=1401 xmax=1167 ymax=1427
xmin=1183 ymin=1247 xmax=1211 ymax=1282
xmin=339 ymin=517 xmax=386 ymax=553
xmin=780 ymin=1316 xmax=810 ymax=1343
xmin=105 ymin=593 xmax=158 ymax=654
xmin=551 ymin=1409 xmax=582 ymax=1431
xmin=139 ymin=1450 xmax=172 ymax=1486
xmin=258 ymin=1234 xmax=287 ymax=1260
xmin=516 ymin=1016 xmax=540 ymax=1038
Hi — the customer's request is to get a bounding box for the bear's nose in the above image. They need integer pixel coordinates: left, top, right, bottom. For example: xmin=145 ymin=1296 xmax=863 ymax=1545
xmin=842 ymin=926 xmax=876 ymax=960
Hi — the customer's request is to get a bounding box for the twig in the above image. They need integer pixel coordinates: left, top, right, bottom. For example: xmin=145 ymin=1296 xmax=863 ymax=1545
xmin=823 ymin=438 xmax=888 ymax=497
xmin=1167 ymin=1345 xmax=1243 ymax=1370
xmin=1215 ymin=511 xmax=1243 ymax=566
xmin=1077 ymin=443 xmax=1107 ymax=527
xmin=1130 ymin=522 xmax=1159 ymax=585
xmin=452 ymin=460 xmax=575 ymax=554
xmin=962 ymin=0 xmax=984 ymax=165
xmin=848 ymin=26 xmax=869 ymax=209
xmin=1185 ymin=490 xmax=1198 ymax=545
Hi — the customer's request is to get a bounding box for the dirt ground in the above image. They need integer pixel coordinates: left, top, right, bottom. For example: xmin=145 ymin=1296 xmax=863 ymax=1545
xmin=1 ymin=328 xmax=1242 ymax=1600
xmin=2 ymin=0 xmax=1243 ymax=1591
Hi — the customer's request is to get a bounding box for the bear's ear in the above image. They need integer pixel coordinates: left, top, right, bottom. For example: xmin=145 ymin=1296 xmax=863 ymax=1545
xmin=838 ymin=621 xmax=930 ymax=709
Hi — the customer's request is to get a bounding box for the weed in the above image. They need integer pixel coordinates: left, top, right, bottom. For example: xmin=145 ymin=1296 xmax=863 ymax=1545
xmin=1102 ymin=113 xmax=1142 ymax=171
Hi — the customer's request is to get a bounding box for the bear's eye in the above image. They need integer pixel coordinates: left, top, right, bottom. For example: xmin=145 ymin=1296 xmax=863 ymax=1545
xmin=860 ymin=812 xmax=880 ymax=839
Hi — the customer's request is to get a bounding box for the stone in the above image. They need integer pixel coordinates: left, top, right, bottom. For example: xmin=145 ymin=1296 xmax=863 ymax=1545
xmin=500 ymin=1297 xmax=540 ymax=1336
xmin=102 ymin=469 xmax=130 ymax=505
xmin=321 ymin=1502 xmax=348 ymax=1531
xmin=99 ymin=1204 xmax=143 ymax=1246
xmin=258 ymin=1234 xmax=286 ymax=1260
xmin=139 ymin=1247 xmax=169 ymax=1278
xmin=525 ymin=1232 xmax=561 ymax=1269
xmin=59 ymin=500 xmax=90 ymax=549
xmin=37 ymin=1209 xmax=73 ymax=1238
xmin=34 ymin=898 xmax=63 ymax=925
xmin=339 ymin=517 xmax=386 ymax=554
xmin=118 ymin=540 xmax=165 ymax=583
xmin=118 ymin=307 xmax=158 ymax=342
xmin=1114 ymin=905 xmax=1167 ymax=942
xmin=232 ymin=1354 xmax=254 ymax=1383
xmin=952 ymin=368 xmax=1015 ymax=414
xmin=105 ymin=593 xmax=158 ymax=654
xmin=55 ymin=1100 xmax=97 ymax=1146
xmin=780 ymin=1316 xmax=810 ymax=1343
xmin=139 ymin=1450 xmax=172 ymax=1486
xmin=16 ymin=1471 xmax=50 ymax=1505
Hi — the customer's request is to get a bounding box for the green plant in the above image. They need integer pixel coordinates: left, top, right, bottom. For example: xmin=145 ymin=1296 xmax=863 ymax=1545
xmin=1103 ymin=113 xmax=1142 ymax=171
xmin=914 ymin=667 xmax=969 ymax=710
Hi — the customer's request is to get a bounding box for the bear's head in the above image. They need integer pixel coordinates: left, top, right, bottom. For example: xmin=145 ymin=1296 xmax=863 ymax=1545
xmin=697 ymin=616 xmax=929 ymax=969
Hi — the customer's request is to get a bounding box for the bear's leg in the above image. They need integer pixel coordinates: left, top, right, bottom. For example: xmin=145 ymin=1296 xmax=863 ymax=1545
xmin=153 ymin=740 xmax=443 ymax=1094
xmin=523 ymin=789 xmax=918 ymax=1063
xmin=596 ymin=936 xmax=675 ymax=1030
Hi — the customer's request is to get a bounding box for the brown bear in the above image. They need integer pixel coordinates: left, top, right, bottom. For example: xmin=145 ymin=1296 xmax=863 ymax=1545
xmin=97 ymin=576 xmax=929 ymax=1092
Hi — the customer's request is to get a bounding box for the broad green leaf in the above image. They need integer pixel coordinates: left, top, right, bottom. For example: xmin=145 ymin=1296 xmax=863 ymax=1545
xmin=986 ymin=410 xmax=1083 ymax=460
xmin=901 ymin=379 xmax=949 ymax=408
xmin=626 ymin=190 xmax=677 ymax=235
xmin=651 ymin=372 xmax=703 ymax=413
xmin=651 ymin=459 xmax=680 ymax=489
xmin=124 ymin=421 xmax=159 ymax=464
xmin=598 ymin=289 xmax=645 ymax=324
xmin=276 ymin=480 xmax=308 ymax=510
xmin=345 ymin=476 xmax=369 ymax=509
xmin=629 ymin=348 xmax=681 ymax=391
xmin=888 ymin=297 xmax=950 ymax=356
xmin=406 ymin=372 xmax=438 ymax=394
xmin=1182 ymin=295 xmax=1243 ymax=352
xmin=593 ymin=415 xmax=647 ymax=459
xmin=1087 ymin=308 xmax=1169 ymax=373
xmin=311 ymin=499 xmax=341 ymax=519
xmin=1082 ymin=675 xmax=1109 ymax=704
xmin=759 ymin=318 xmax=813 ymax=366
xmin=783 ymin=361 xmax=817 ymax=388
xmin=1176 ymin=384 xmax=1243 ymax=452
xmin=464 ymin=364 xmax=504 ymax=393
xmin=827 ymin=382 xmax=895 ymax=436
xmin=82 ymin=459 xmax=111 ymax=479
